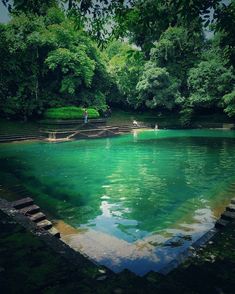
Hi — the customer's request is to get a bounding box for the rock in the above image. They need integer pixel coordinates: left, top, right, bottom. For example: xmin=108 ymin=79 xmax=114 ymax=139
xmin=98 ymin=269 xmax=106 ymax=274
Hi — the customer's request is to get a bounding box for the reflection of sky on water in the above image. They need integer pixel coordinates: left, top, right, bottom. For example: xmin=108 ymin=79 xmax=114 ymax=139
xmin=63 ymin=204 xmax=216 ymax=275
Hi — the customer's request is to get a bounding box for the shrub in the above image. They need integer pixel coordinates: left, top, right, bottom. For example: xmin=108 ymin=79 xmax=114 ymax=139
xmin=43 ymin=106 xmax=100 ymax=120
xmin=223 ymin=91 xmax=235 ymax=117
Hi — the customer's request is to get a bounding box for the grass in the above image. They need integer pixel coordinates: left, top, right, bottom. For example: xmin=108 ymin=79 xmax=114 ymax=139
xmin=43 ymin=107 xmax=100 ymax=120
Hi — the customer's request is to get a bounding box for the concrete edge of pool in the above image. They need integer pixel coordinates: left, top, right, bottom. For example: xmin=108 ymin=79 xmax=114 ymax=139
xmin=1 ymin=122 xmax=234 ymax=143
xmin=0 ymin=197 xmax=111 ymax=275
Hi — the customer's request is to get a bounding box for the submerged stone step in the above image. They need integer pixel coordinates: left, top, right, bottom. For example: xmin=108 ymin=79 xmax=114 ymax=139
xmin=11 ymin=188 xmax=29 ymax=195
xmin=221 ymin=211 xmax=235 ymax=221
xmin=88 ymin=134 xmax=99 ymax=138
xmin=12 ymin=197 xmax=34 ymax=209
xmin=29 ymin=212 xmax=46 ymax=223
xmin=215 ymin=218 xmax=230 ymax=228
xmin=19 ymin=204 xmax=40 ymax=215
xmin=226 ymin=204 xmax=235 ymax=212
xmin=37 ymin=219 xmax=52 ymax=230
xmin=47 ymin=227 xmax=60 ymax=238
xmin=0 ymin=137 xmax=38 ymax=143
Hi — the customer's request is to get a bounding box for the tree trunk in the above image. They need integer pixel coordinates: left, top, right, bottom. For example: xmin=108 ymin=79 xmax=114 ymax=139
xmin=35 ymin=47 xmax=39 ymax=101
xmin=68 ymin=0 xmax=73 ymax=10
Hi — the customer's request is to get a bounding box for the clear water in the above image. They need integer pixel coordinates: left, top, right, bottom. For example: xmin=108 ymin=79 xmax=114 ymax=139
xmin=1 ymin=129 xmax=235 ymax=275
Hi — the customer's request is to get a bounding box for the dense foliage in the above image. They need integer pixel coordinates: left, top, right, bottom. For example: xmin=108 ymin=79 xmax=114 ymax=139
xmin=0 ymin=6 xmax=110 ymax=119
xmin=0 ymin=0 xmax=234 ymax=120
xmin=105 ymin=40 xmax=145 ymax=108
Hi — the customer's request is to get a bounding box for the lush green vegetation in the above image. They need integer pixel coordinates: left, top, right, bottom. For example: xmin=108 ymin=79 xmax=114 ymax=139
xmin=44 ymin=106 xmax=99 ymax=120
xmin=0 ymin=0 xmax=234 ymax=123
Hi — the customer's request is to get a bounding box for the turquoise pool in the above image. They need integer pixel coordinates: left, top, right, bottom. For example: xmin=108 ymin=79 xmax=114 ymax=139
xmin=1 ymin=129 xmax=235 ymax=275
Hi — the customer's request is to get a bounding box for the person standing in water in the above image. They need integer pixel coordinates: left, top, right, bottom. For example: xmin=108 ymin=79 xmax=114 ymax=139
xmin=84 ymin=109 xmax=88 ymax=124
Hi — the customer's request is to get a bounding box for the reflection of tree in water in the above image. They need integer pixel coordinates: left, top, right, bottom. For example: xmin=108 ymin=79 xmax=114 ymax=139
xmin=183 ymin=137 xmax=235 ymax=187
xmin=0 ymin=155 xmax=102 ymax=226
xmin=0 ymin=134 xmax=235 ymax=240
xmin=103 ymin=136 xmax=235 ymax=238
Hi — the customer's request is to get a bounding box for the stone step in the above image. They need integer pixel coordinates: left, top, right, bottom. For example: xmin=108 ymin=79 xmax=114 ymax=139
xmin=215 ymin=218 xmax=230 ymax=228
xmin=19 ymin=204 xmax=40 ymax=215
xmin=226 ymin=204 xmax=235 ymax=212
xmin=119 ymin=130 xmax=131 ymax=133
xmin=11 ymin=186 xmax=28 ymax=193
xmin=1 ymin=134 xmax=40 ymax=137
xmin=0 ymin=134 xmax=39 ymax=138
xmin=11 ymin=190 xmax=31 ymax=197
xmin=231 ymin=198 xmax=235 ymax=205
xmin=12 ymin=197 xmax=34 ymax=209
xmin=47 ymin=227 xmax=60 ymax=238
xmin=221 ymin=211 xmax=235 ymax=221
xmin=0 ymin=137 xmax=39 ymax=143
xmin=37 ymin=219 xmax=53 ymax=230
xmin=29 ymin=212 xmax=46 ymax=223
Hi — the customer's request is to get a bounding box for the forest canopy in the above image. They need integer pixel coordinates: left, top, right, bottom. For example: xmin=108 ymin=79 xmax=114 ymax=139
xmin=0 ymin=0 xmax=234 ymax=121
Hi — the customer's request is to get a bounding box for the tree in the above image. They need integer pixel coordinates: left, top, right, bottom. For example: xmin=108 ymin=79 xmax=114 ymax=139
xmin=115 ymin=0 xmax=177 ymax=55
xmin=0 ymin=13 xmax=47 ymax=119
xmin=136 ymin=63 xmax=180 ymax=110
xmin=214 ymin=0 xmax=235 ymax=67
xmin=223 ymin=90 xmax=235 ymax=117
xmin=150 ymin=26 xmax=203 ymax=96
xmin=105 ymin=40 xmax=145 ymax=108
xmin=187 ymin=56 xmax=234 ymax=109
xmin=0 ymin=7 xmax=110 ymax=119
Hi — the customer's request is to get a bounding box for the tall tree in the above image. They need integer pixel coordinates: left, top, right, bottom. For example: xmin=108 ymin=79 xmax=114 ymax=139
xmin=214 ymin=0 xmax=235 ymax=67
xmin=105 ymin=40 xmax=145 ymax=108
xmin=150 ymin=26 xmax=203 ymax=96
xmin=187 ymin=51 xmax=234 ymax=110
xmin=136 ymin=63 xmax=180 ymax=110
xmin=0 ymin=7 xmax=110 ymax=119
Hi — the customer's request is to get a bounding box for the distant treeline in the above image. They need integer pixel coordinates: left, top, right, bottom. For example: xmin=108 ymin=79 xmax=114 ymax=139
xmin=0 ymin=0 xmax=234 ymax=123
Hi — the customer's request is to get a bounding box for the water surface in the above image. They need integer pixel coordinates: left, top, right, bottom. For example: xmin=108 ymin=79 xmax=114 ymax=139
xmin=0 ymin=129 xmax=235 ymax=274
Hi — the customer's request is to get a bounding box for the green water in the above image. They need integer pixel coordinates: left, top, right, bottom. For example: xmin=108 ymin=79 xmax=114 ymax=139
xmin=1 ymin=129 xmax=235 ymax=273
